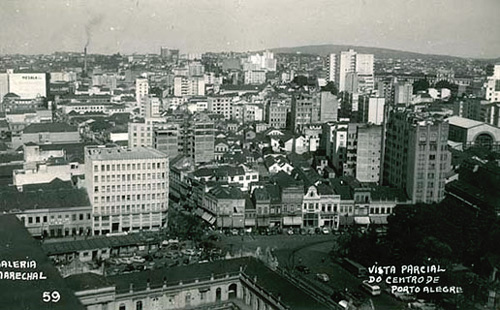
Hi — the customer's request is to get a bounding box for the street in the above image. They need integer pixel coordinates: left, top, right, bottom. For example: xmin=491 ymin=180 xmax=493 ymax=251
xmin=219 ymin=234 xmax=406 ymax=310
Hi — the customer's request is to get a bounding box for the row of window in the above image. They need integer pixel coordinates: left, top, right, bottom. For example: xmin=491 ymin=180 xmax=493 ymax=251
xmin=94 ymin=203 xmax=165 ymax=214
xmin=94 ymin=182 xmax=167 ymax=193
xmin=94 ymin=173 xmax=167 ymax=184
xmin=94 ymin=212 xmax=162 ymax=222
xmin=93 ymin=193 xmax=167 ymax=203
xmin=22 ymin=213 xmax=90 ymax=225
xmin=369 ymin=207 xmax=393 ymax=214
xmin=93 ymin=162 xmax=166 ymax=173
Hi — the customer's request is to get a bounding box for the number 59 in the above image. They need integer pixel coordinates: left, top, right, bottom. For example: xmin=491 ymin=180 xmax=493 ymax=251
xmin=42 ymin=291 xmax=60 ymax=303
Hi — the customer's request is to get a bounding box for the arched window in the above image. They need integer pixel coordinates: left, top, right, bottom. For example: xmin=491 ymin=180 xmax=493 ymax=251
xmin=136 ymin=300 xmax=143 ymax=310
xmin=215 ymin=287 xmax=222 ymax=301
xmin=228 ymin=283 xmax=237 ymax=299
xmin=475 ymin=133 xmax=494 ymax=150
xmin=119 ymin=304 xmax=126 ymax=310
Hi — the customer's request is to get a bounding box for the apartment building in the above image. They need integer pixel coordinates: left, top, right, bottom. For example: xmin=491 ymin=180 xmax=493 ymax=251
xmin=383 ymin=109 xmax=451 ymax=203
xmin=290 ymin=92 xmax=320 ymax=133
xmin=154 ymin=113 xmax=215 ymax=164
xmin=266 ymin=99 xmax=289 ymax=129
xmin=207 ymin=95 xmax=233 ymax=120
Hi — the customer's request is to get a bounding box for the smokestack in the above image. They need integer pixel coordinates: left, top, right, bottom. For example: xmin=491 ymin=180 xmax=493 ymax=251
xmin=83 ymin=47 xmax=87 ymax=77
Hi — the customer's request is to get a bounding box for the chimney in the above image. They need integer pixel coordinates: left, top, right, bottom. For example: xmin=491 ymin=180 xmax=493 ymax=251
xmin=83 ymin=47 xmax=88 ymax=77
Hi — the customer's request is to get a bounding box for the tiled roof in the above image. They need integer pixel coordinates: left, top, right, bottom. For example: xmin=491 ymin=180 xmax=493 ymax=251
xmin=0 ymin=214 xmax=85 ymax=310
xmin=209 ymin=185 xmax=244 ymax=199
xmin=23 ymin=122 xmax=78 ymax=133
xmin=447 ymin=116 xmax=484 ymax=129
xmin=42 ymin=234 xmax=157 ymax=256
xmin=65 ymin=257 xmax=329 ymax=310
xmin=0 ymin=179 xmax=91 ymax=212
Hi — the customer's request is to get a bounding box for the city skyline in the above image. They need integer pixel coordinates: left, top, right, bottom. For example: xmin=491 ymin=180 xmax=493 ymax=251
xmin=1 ymin=0 xmax=499 ymax=58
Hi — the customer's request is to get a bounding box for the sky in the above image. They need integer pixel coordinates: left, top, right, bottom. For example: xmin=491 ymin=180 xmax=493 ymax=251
xmin=1 ymin=0 xmax=499 ymax=58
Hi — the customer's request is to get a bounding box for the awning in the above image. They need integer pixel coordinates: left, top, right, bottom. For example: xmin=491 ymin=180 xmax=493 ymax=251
xmin=354 ymin=217 xmax=370 ymax=225
xmin=370 ymin=216 xmax=388 ymax=225
xmin=339 ymin=216 xmax=354 ymax=226
xmin=201 ymin=212 xmax=216 ymax=225
xmin=283 ymin=216 xmax=302 ymax=226
xmin=245 ymin=218 xmax=256 ymax=226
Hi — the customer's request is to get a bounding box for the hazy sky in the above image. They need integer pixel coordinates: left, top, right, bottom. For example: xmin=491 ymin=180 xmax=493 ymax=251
xmin=1 ymin=0 xmax=499 ymax=58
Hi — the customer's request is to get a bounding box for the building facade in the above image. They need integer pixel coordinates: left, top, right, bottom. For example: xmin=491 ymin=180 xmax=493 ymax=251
xmin=383 ymin=109 xmax=451 ymax=203
xmin=84 ymin=145 xmax=169 ymax=235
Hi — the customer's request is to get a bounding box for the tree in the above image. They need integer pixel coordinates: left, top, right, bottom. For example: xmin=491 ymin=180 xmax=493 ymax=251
xmin=486 ymin=64 xmax=495 ymax=77
xmin=167 ymin=207 xmax=207 ymax=242
xmin=149 ymin=86 xmax=163 ymax=98
xmin=291 ymin=75 xmax=309 ymax=87
xmin=321 ymin=81 xmax=338 ymax=95
xmin=413 ymin=79 xmax=430 ymax=94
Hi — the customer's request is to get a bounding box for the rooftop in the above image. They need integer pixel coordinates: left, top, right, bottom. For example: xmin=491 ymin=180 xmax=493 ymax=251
xmin=65 ymin=257 xmax=329 ymax=310
xmin=23 ymin=122 xmax=77 ymax=134
xmin=0 ymin=214 xmax=85 ymax=310
xmin=0 ymin=178 xmax=90 ymax=212
xmin=447 ymin=116 xmax=484 ymax=129
xmin=42 ymin=234 xmax=157 ymax=256
xmin=85 ymin=145 xmax=167 ymax=161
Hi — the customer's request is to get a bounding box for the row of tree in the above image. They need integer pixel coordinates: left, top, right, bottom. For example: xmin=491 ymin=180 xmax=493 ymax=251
xmin=332 ymin=197 xmax=500 ymax=306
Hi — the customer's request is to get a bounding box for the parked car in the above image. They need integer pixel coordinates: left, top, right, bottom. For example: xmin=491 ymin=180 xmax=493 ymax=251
xmin=287 ymin=228 xmax=294 ymax=235
xmin=316 ymin=273 xmax=330 ymax=282
xmin=322 ymin=227 xmax=330 ymax=234
xmin=295 ymin=265 xmax=310 ymax=274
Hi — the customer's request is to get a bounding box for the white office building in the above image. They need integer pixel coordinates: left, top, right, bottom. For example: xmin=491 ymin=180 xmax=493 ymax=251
xmin=85 ymin=145 xmax=169 ymax=235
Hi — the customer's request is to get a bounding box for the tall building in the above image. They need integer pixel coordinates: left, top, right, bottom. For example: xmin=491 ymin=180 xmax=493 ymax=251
xmin=355 ymin=125 xmax=383 ymax=183
xmin=188 ymin=62 xmax=205 ymax=77
xmin=319 ymin=91 xmax=339 ymax=122
xmin=244 ymin=70 xmax=266 ymax=84
xmin=207 ymin=95 xmax=233 ymax=120
xmin=0 ymin=69 xmax=48 ymax=101
xmin=135 ymin=78 xmax=149 ymax=111
xmin=173 ymin=76 xmax=205 ymax=97
xmin=321 ymin=121 xmax=348 ymax=173
xmin=327 ymin=53 xmax=337 ymax=82
xmin=290 ymin=92 xmax=320 ymax=133
xmin=128 ymin=118 xmax=166 ymax=148
xmin=188 ymin=113 xmax=215 ymax=164
xmin=485 ymin=64 xmax=500 ymax=103
xmin=160 ymin=47 xmax=179 ymax=62
xmin=84 ymin=145 xmax=169 ymax=235
xmin=367 ymin=97 xmax=385 ymax=125
xmin=338 ymin=50 xmax=374 ymax=93
xmin=394 ymin=81 xmax=413 ymax=106
xmin=383 ymin=109 xmax=450 ymax=203
xmin=154 ymin=113 xmax=215 ymax=164
xmin=266 ymin=99 xmax=289 ymax=129
xmin=243 ymin=51 xmax=276 ymax=72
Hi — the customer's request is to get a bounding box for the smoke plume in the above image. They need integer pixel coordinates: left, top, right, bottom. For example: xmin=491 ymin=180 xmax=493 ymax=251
xmin=85 ymin=14 xmax=104 ymax=49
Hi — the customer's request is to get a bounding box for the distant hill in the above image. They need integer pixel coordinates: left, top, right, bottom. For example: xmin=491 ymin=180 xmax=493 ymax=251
xmin=268 ymin=44 xmax=466 ymax=60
